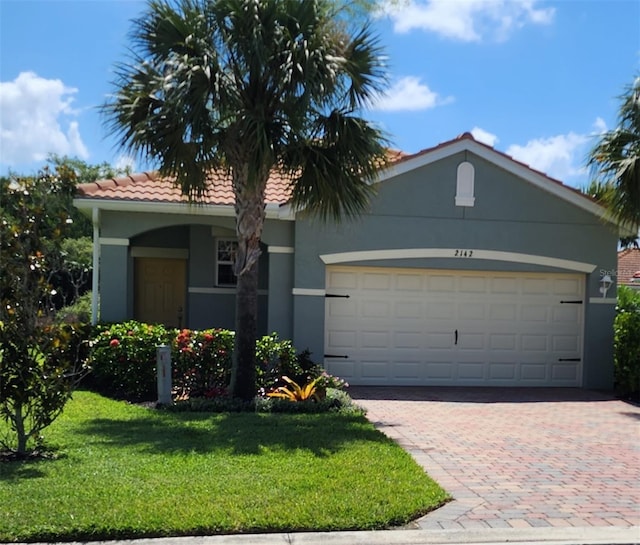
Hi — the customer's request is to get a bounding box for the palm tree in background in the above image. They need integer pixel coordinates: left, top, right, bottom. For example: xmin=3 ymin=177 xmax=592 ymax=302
xmin=103 ymin=0 xmax=389 ymax=400
xmin=588 ymin=76 xmax=640 ymax=238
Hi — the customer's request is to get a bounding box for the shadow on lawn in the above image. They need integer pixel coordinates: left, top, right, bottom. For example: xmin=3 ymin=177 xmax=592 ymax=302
xmin=78 ymin=411 xmax=389 ymax=457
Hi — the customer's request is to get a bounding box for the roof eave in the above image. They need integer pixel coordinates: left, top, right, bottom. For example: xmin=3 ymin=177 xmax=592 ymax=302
xmin=73 ymin=198 xmax=296 ymax=221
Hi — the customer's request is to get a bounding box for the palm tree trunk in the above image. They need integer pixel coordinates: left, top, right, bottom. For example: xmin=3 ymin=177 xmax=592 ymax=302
xmin=229 ymin=165 xmax=267 ymax=401
xmin=230 ymin=260 xmax=259 ymax=400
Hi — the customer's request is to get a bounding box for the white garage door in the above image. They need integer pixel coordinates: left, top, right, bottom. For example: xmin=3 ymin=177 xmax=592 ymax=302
xmin=324 ymin=266 xmax=584 ymax=386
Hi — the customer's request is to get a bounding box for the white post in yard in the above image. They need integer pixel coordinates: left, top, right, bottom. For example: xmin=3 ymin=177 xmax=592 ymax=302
xmin=156 ymin=345 xmax=172 ymax=405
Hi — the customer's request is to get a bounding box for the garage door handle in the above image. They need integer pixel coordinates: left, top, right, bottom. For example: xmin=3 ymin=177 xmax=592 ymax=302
xmin=325 ymin=354 xmax=349 ymax=359
xmin=455 ymin=329 xmax=458 ymax=345
xmin=558 ymin=358 xmax=581 ymax=362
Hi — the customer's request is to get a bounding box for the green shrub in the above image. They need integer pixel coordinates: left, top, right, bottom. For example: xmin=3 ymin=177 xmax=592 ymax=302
xmin=55 ymin=291 xmax=93 ymax=324
xmin=255 ymin=333 xmax=304 ymax=393
xmin=169 ymin=388 xmax=364 ymax=415
xmin=88 ymin=321 xmax=171 ymax=401
xmin=614 ymin=286 xmax=640 ymax=397
xmin=87 ymin=323 xmax=347 ymax=403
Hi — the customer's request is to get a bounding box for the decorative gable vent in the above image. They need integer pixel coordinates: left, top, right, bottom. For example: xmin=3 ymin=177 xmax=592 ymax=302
xmin=455 ymin=161 xmax=475 ymax=207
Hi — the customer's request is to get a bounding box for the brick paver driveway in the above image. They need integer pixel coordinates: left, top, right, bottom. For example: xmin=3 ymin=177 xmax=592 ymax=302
xmin=350 ymin=387 xmax=640 ymax=531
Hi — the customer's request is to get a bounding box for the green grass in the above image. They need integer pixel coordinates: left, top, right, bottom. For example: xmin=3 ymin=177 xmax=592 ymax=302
xmin=0 ymin=391 xmax=448 ymax=542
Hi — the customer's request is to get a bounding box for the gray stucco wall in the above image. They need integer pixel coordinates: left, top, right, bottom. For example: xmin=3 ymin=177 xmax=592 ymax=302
xmin=292 ymin=151 xmax=618 ymax=388
xmin=96 ymin=209 xmax=295 ymax=336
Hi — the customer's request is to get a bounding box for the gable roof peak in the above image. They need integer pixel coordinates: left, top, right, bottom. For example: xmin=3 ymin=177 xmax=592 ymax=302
xmin=456 ymin=131 xmax=476 ymax=142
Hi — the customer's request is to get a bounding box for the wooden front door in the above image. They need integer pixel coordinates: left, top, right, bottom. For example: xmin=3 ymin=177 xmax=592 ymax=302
xmin=134 ymin=258 xmax=187 ymax=327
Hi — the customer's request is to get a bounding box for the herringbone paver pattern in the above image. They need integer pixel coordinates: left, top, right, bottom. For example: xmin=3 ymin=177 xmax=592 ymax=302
xmin=350 ymin=387 xmax=640 ymax=531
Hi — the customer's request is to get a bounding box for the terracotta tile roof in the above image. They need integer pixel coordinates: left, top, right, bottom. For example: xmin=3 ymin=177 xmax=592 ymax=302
xmin=75 ymin=134 xmax=591 ymax=207
xmin=77 ymin=169 xmax=294 ymax=205
xmin=77 ymin=148 xmax=408 ymax=206
xmin=617 ymin=248 xmax=640 ymax=286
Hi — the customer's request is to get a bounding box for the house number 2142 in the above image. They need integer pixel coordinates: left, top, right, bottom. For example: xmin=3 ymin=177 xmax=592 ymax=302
xmin=454 ymin=250 xmax=474 ymax=257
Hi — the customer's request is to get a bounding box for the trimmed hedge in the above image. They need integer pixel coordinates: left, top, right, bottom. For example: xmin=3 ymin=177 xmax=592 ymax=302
xmin=614 ymin=286 xmax=640 ymax=398
xmin=87 ymin=322 xmax=330 ymax=402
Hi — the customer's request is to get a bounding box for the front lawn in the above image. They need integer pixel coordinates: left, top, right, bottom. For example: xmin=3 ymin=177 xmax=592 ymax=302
xmin=0 ymin=391 xmax=448 ymax=542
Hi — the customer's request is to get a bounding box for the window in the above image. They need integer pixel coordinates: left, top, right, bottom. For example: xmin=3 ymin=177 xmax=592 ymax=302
xmin=216 ymin=239 xmax=238 ymax=286
xmin=455 ymin=161 xmax=475 ymax=207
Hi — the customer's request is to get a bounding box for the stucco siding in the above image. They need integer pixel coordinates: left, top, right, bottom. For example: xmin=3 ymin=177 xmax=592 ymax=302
xmin=292 ymin=151 xmax=618 ymax=388
xmin=99 ymin=244 xmax=129 ymax=323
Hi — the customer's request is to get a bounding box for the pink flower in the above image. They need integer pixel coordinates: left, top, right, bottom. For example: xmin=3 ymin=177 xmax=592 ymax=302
xmin=110 ymin=338 xmax=120 ymax=347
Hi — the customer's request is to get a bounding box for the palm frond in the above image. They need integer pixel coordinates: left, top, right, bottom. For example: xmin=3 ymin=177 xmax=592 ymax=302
xmin=588 ymin=76 xmax=640 ymax=228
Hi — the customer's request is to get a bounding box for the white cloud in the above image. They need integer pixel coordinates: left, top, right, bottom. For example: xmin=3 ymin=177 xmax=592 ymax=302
xmin=471 ymin=126 xmax=498 ymax=146
xmin=372 ymin=76 xmax=453 ymax=112
xmin=0 ymin=71 xmax=89 ymax=166
xmin=381 ymin=0 xmax=555 ymax=42
xmin=592 ymin=117 xmax=607 ymax=135
xmin=115 ymin=154 xmax=136 ymax=173
xmin=506 ymin=132 xmax=589 ymax=180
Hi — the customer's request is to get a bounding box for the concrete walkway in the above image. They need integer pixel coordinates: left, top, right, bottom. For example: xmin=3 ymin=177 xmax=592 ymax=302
xmin=349 ymin=387 xmax=640 ymax=532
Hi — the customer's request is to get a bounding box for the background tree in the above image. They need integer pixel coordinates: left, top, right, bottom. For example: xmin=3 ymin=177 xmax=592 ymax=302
xmin=0 ymin=172 xmax=90 ymax=456
xmin=588 ymin=75 xmax=640 ymax=236
xmin=103 ymin=0 xmax=390 ymax=400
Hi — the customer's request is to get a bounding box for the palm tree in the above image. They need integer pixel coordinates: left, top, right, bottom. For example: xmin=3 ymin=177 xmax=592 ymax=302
xmin=103 ymin=0 xmax=389 ymax=400
xmin=588 ymin=76 xmax=640 ymax=233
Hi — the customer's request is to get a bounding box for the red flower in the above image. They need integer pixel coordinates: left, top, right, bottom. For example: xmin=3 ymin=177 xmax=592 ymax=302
xmin=110 ymin=338 xmax=120 ymax=347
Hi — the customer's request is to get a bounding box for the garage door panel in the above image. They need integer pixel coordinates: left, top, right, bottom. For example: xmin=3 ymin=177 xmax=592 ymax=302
xmin=362 ymin=272 xmax=391 ymax=290
xmin=521 ymin=363 xmax=547 ymax=381
xmin=521 ymin=335 xmax=548 ymax=351
xmin=395 ymin=301 xmax=422 ymax=319
xmin=325 ymin=266 xmax=584 ymax=387
xmin=427 ymin=302 xmax=455 ymax=319
xmin=552 ymin=363 xmax=579 ymax=381
xmin=490 ymin=334 xmax=517 ymax=350
xmin=361 ymin=300 xmax=390 ymax=319
xmin=327 ymin=330 xmax=356 ymax=348
xmin=553 ymin=277 xmax=582 ymax=296
xmin=458 ymin=333 xmax=485 ymax=350
xmin=328 ymin=270 xmax=357 ymax=290
xmin=394 ymin=361 xmax=422 ymax=380
xmin=492 ymin=277 xmax=518 ymax=294
xmin=326 ymin=299 xmax=356 ymax=318
xmin=426 ymin=362 xmax=454 ymax=379
xmin=361 ymin=360 xmax=389 ymax=379
xmin=361 ymin=331 xmax=389 ymax=348
xmin=523 ymin=278 xmax=549 ymax=294
xmin=327 ymin=360 xmax=355 ymax=379
xmin=458 ymin=362 xmax=485 ymax=380
xmin=395 ymin=273 xmax=423 ymax=291
xmin=459 ymin=303 xmax=486 ymax=320
xmin=552 ymin=306 xmax=580 ymax=322
xmin=521 ymin=305 xmax=549 ymax=322
xmin=428 ymin=275 xmax=455 ymax=291
xmin=394 ymin=332 xmax=422 ymax=349
xmin=490 ymin=304 xmax=517 ymax=321
xmin=459 ymin=276 xmax=487 ymax=292
xmin=426 ymin=333 xmax=454 ymax=349
xmin=488 ymin=363 xmax=517 ymax=380
xmin=553 ymin=335 xmax=580 ymax=352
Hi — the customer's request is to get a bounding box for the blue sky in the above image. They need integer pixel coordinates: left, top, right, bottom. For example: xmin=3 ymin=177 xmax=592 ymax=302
xmin=1 ymin=0 xmax=638 ymax=188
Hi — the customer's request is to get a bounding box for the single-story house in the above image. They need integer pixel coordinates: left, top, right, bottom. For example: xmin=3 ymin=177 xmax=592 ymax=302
xmin=617 ymin=248 xmax=640 ymax=288
xmin=74 ymin=133 xmax=619 ymax=389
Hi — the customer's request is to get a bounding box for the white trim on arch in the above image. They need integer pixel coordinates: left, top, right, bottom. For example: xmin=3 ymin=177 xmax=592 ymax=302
xmin=319 ymin=248 xmax=597 ymax=274
xmin=100 ymin=237 xmax=129 ymax=246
